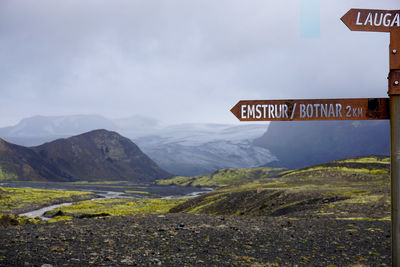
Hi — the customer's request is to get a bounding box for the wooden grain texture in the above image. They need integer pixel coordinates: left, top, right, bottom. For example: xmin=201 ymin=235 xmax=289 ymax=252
xmin=341 ymin=9 xmax=400 ymax=32
xmin=231 ymin=98 xmax=389 ymax=121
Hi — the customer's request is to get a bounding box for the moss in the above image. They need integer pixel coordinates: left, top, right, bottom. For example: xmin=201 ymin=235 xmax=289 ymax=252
xmin=170 ymin=161 xmax=390 ymax=218
xmin=0 ymin=167 xmax=18 ymax=181
xmin=186 ymin=195 xmax=228 ymax=214
xmin=0 ymin=213 xmax=41 ymax=226
xmin=335 ymin=156 xmax=389 ymax=164
xmin=156 ymin=167 xmax=286 ymax=187
xmin=0 ymin=186 xmax=96 ymax=214
xmin=156 ymin=176 xmax=195 ymax=186
xmin=282 ymin=166 xmax=389 ymax=178
xmin=45 ymin=198 xmax=186 ymax=218
xmin=47 ymin=216 xmax=72 ymax=223
xmin=324 ymin=190 xmax=371 ymax=198
xmin=335 ymin=217 xmax=390 ymax=221
xmin=340 ymin=194 xmax=386 ymax=204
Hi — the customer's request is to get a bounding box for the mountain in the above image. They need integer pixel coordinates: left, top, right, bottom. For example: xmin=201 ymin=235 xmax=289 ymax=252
xmin=0 ymin=115 xmax=392 ymax=176
xmin=0 ymin=139 xmax=69 ymax=182
xmin=133 ymin=123 xmax=276 ymax=176
xmin=0 ymin=115 xmax=118 ymax=146
xmin=0 ymin=116 xmax=276 ymax=176
xmin=254 ymin=120 xmax=390 ymax=169
xmin=0 ymin=129 xmax=170 ymax=182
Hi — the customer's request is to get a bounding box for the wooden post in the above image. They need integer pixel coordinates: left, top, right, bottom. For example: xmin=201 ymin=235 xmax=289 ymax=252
xmin=389 ymin=29 xmax=400 ymax=267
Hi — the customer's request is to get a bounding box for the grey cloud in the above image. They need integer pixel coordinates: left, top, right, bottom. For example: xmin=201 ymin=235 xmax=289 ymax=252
xmin=0 ymin=0 xmax=398 ymax=126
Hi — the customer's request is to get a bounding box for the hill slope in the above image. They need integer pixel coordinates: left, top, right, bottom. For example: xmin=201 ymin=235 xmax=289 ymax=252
xmin=156 ymin=167 xmax=286 ymax=187
xmin=171 ymin=156 xmax=390 ymax=220
xmin=254 ymin=120 xmax=389 ymax=169
xmin=0 ymin=139 xmax=69 ymax=181
xmin=0 ymin=130 xmax=170 ymax=182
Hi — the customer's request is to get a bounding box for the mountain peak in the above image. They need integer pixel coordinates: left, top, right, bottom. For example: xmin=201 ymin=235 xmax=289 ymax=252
xmin=0 ymin=129 xmax=170 ymax=182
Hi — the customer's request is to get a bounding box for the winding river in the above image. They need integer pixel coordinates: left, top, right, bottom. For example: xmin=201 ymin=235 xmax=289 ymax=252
xmin=0 ymin=182 xmax=213 ymax=220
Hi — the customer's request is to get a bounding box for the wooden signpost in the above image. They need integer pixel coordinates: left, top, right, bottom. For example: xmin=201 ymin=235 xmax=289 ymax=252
xmin=231 ymin=8 xmax=400 ymax=266
xmin=341 ymin=9 xmax=400 ymax=32
xmin=231 ymin=98 xmax=389 ymax=121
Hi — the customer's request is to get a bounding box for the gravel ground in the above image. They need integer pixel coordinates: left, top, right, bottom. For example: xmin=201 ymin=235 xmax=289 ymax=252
xmin=0 ymin=213 xmax=391 ymax=266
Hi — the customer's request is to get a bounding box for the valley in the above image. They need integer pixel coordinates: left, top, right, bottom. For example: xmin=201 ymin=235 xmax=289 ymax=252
xmin=0 ymin=119 xmax=392 ymax=266
xmin=0 ymin=155 xmax=392 ymax=266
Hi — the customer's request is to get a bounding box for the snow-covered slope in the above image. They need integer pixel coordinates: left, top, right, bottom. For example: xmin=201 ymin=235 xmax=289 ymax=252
xmin=133 ymin=123 xmax=276 ymax=176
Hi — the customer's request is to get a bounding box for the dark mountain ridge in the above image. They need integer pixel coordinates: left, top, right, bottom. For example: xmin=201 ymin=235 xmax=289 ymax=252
xmin=254 ymin=120 xmax=390 ymax=169
xmin=0 ymin=129 xmax=170 ymax=182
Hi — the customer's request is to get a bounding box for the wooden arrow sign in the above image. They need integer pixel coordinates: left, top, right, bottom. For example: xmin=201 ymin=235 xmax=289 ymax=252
xmin=341 ymin=9 xmax=400 ymax=32
xmin=230 ymin=98 xmax=389 ymax=121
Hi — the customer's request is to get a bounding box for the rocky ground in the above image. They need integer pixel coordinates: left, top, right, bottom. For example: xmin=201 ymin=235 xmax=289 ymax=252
xmin=0 ymin=213 xmax=391 ymax=266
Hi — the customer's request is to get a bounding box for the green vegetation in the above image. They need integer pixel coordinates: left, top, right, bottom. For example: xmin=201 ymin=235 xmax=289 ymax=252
xmin=0 ymin=213 xmax=40 ymax=226
xmin=170 ymin=156 xmax=391 ymax=220
xmin=0 ymin=167 xmax=18 ymax=181
xmin=335 ymin=156 xmax=390 ymax=164
xmin=279 ymin=156 xmax=390 ymax=181
xmin=0 ymin=186 xmax=96 ymax=214
xmin=0 ymin=155 xmax=392 ymax=226
xmin=281 ymin=166 xmax=388 ymax=177
xmin=45 ymin=198 xmax=186 ymax=220
xmin=156 ymin=167 xmax=286 ymax=187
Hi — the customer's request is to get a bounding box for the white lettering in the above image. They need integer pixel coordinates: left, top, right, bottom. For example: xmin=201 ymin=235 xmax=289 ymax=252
xmin=336 ymin=104 xmax=342 ymax=118
xmin=356 ymin=12 xmax=363 ymax=25
xmin=255 ymin=105 xmax=262 ymax=119
xmin=391 ymin=13 xmax=400 ymax=27
xmin=262 ymin=105 xmax=268 ymax=119
xmin=346 ymin=106 xmax=351 ymax=117
xmin=306 ymin=104 xmax=313 ymax=118
xmin=364 ymin=13 xmax=373 ymax=25
xmin=384 ymin=13 xmax=392 ymax=26
xmin=374 ymin=13 xmax=383 ymax=26
xmin=321 ymin=104 xmax=328 ymax=118
xmin=353 ymin=107 xmax=357 ymax=117
xmin=358 ymin=108 xmax=363 ymax=117
xmin=328 ymin=104 xmax=335 ymax=118
xmin=290 ymin=103 xmax=296 ymax=120
xmin=313 ymin=104 xmax=320 ymax=118
xmin=248 ymin=105 xmax=255 ymax=118
xmin=268 ymin=105 xmax=275 ymax=119
xmin=241 ymin=105 xmax=247 ymax=119
xmin=282 ymin=104 xmax=289 ymax=119
xmin=274 ymin=105 xmax=282 ymax=119
xmin=300 ymin=104 xmax=306 ymax=118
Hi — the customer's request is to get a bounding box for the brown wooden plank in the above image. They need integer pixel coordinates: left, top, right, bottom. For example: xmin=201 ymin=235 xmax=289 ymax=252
xmin=341 ymin=9 xmax=400 ymax=32
xmin=390 ymin=29 xmax=400 ymax=70
xmin=230 ymin=98 xmax=389 ymax=121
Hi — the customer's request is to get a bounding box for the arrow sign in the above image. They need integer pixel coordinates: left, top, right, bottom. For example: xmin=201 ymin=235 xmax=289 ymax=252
xmin=341 ymin=9 xmax=400 ymax=32
xmin=230 ymin=98 xmax=389 ymax=121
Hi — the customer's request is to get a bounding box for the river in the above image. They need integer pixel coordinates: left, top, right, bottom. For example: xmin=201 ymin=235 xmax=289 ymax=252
xmin=0 ymin=181 xmax=213 ymax=220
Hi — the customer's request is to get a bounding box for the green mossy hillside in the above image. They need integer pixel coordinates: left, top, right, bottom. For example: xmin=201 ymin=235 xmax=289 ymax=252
xmin=0 ymin=186 xmax=96 ymax=214
xmin=280 ymin=155 xmax=389 ymax=179
xmin=156 ymin=167 xmax=286 ymax=187
xmin=171 ymin=156 xmax=391 ymax=220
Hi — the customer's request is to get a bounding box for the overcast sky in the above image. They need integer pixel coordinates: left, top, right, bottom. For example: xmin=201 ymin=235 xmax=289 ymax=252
xmin=0 ymin=0 xmax=398 ymax=127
